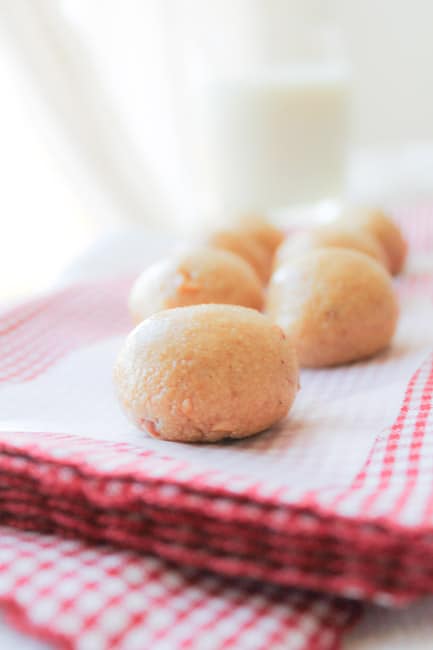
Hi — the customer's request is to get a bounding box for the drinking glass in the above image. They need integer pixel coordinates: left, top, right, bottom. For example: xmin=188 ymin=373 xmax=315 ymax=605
xmin=170 ymin=0 xmax=351 ymax=225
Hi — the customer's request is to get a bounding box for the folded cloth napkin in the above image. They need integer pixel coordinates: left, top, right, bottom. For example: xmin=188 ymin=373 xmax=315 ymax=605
xmin=0 ymin=526 xmax=358 ymax=650
xmin=0 ymin=205 xmax=432 ymax=648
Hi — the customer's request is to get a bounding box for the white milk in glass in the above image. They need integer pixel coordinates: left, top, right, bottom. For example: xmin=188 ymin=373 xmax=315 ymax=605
xmin=199 ymin=63 xmax=349 ymax=219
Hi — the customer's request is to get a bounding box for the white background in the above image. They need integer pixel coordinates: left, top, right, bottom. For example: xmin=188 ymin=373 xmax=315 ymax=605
xmin=0 ymin=0 xmax=432 ymax=300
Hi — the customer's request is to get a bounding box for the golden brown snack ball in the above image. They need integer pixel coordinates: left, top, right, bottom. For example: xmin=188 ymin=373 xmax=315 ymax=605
xmin=340 ymin=207 xmax=407 ymax=275
xmin=114 ymin=305 xmax=299 ymax=442
xmin=273 ymin=224 xmax=388 ymax=271
xmin=266 ymin=249 xmax=399 ymax=368
xmin=237 ymin=215 xmax=285 ymax=258
xmin=204 ymin=228 xmax=271 ymax=284
xmin=129 ymin=248 xmax=264 ymax=324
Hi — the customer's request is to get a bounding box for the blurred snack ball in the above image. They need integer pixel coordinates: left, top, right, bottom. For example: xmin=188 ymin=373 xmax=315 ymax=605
xmin=266 ymin=249 xmax=399 ymax=368
xmin=129 ymin=248 xmax=264 ymax=324
xmin=203 ymin=228 xmax=271 ymax=284
xmin=236 ymin=215 xmax=285 ymax=258
xmin=114 ymin=305 xmax=299 ymax=443
xmin=339 ymin=207 xmax=407 ymax=275
xmin=274 ymin=224 xmax=388 ymax=271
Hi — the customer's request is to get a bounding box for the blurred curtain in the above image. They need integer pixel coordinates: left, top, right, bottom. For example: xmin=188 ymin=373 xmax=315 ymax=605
xmin=0 ymin=0 xmax=176 ymax=228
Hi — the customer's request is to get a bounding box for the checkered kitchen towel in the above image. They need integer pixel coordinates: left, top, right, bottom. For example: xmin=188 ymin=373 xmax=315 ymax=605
xmin=0 ymin=526 xmax=358 ymax=650
xmin=0 ymin=205 xmax=432 ymax=648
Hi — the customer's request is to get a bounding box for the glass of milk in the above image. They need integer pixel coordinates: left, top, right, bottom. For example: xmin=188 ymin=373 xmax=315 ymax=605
xmin=176 ymin=0 xmax=350 ymax=225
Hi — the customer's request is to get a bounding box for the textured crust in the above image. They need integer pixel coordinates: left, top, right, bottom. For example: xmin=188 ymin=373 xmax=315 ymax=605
xmin=341 ymin=208 xmax=408 ymax=275
xmin=266 ymin=249 xmax=399 ymax=368
xmin=114 ymin=305 xmax=299 ymax=442
xmin=274 ymin=225 xmax=389 ymax=271
xmin=129 ymin=248 xmax=264 ymax=324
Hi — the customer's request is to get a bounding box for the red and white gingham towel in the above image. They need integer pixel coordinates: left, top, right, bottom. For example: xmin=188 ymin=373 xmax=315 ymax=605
xmin=0 ymin=206 xmax=432 ymax=648
xmin=0 ymin=526 xmax=358 ymax=650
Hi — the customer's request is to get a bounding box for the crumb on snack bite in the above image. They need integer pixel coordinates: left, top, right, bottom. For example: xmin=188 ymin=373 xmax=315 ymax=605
xmin=266 ymin=248 xmax=399 ymax=368
xmin=114 ymin=304 xmax=299 ymax=443
xmin=128 ymin=247 xmax=264 ymax=324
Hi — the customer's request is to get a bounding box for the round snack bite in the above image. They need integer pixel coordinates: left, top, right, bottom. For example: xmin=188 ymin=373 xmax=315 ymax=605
xmin=340 ymin=207 xmax=407 ymax=275
xmin=114 ymin=305 xmax=299 ymax=442
xmin=273 ymin=224 xmax=388 ymax=271
xmin=129 ymin=248 xmax=264 ymax=324
xmin=204 ymin=228 xmax=271 ymax=284
xmin=237 ymin=215 xmax=285 ymax=258
xmin=266 ymin=249 xmax=399 ymax=368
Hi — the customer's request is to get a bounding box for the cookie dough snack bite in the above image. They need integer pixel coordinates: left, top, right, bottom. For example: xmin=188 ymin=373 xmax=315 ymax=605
xmin=339 ymin=206 xmax=407 ymax=275
xmin=129 ymin=248 xmax=264 ymax=324
xmin=114 ymin=304 xmax=299 ymax=442
xmin=203 ymin=228 xmax=271 ymax=284
xmin=237 ymin=215 xmax=285 ymax=258
xmin=266 ymin=249 xmax=399 ymax=368
xmin=273 ymin=224 xmax=388 ymax=271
